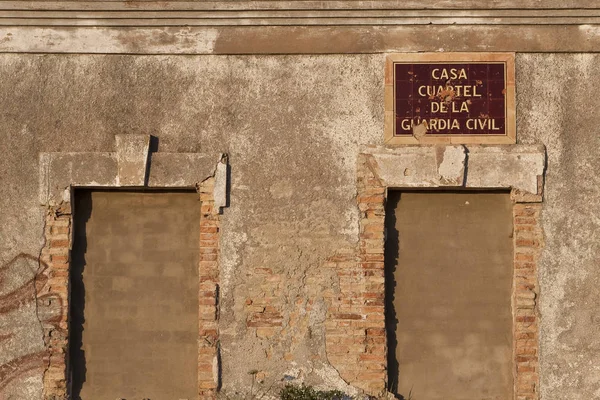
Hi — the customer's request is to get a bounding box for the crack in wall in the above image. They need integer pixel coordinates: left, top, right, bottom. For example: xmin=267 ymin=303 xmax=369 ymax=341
xmin=36 ymin=212 xmax=50 ymax=398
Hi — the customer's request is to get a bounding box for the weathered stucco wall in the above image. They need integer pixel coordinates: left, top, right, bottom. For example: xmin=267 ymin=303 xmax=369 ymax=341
xmin=0 ymin=54 xmax=383 ymax=398
xmin=0 ymin=53 xmax=599 ymax=398
xmin=517 ymin=54 xmax=600 ymax=399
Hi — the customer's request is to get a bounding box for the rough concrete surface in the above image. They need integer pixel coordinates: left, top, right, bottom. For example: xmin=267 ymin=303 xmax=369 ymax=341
xmin=0 ymin=53 xmax=598 ymax=398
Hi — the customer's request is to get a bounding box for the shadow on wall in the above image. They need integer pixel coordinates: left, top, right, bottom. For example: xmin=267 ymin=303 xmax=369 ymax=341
xmin=384 ymin=192 xmax=402 ymax=399
xmin=385 ymin=192 xmax=416 ymax=400
xmin=69 ymin=191 xmax=92 ymax=400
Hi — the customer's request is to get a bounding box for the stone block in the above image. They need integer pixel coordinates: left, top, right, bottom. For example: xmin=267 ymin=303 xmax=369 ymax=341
xmin=466 ymin=145 xmax=545 ymax=198
xmin=39 ymin=152 xmax=118 ymax=205
xmin=362 ymin=145 xmax=466 ymax=188
xmin=115 ymin=134 xmax=150 ymax=186
xmin=147 ymin=153 xmax=216 ymax=188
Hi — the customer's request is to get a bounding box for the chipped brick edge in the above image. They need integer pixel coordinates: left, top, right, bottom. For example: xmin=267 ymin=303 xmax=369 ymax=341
xmin=513 ymin=203 xmax=542 ymax=400
xmin=197 ymin=177 xmax=221 ymax=399
xmin=322 ymin=154 xmax=387 ymax=396
xmin=40 ymin=204 xmax=71 ymax=399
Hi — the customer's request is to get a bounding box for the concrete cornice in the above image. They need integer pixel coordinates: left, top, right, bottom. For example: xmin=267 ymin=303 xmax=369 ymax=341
xmin=2 ymin=2 xmax=600 ymax=26
xmin=2 ymin=2 xmax=600 ymax=54
xmin=2 ymin=1 xmax=599 ymax=11
xmin=3 ymin=25 xmax=600 ymax=54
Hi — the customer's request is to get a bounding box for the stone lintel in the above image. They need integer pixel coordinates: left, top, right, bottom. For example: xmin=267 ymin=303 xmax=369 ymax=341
xmin=39 ymin=152 xmax=118 ymax=206
xmin=40 ymin=145 xmax=226 ymax=206
xmin=363 ymin=145 xmax=466 ymax=188
xmin=361 ymin=144 xmax=546 ymax=202
xmin=467 ymin=145 xmax=546 ymax=201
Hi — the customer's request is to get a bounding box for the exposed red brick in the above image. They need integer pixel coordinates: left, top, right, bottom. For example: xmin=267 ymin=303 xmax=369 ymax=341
xmin=514 ymin=207 xmax=538 ymax=217
xmin=247 ymin=319 xmax=283 ymax=327
xmin=515 ymin=217 xmax=537 ymax=225
xmin=516 ymin=238 xmax=538 ymax=247
xmin=49 ymin=255 xmax=68 ymax=263
xmin=49 ymin=239 xmax=69 ymax=248
xmin=515 ymin=253 xmax=535 ymax=262
xmin=332 ymin=313 xmax=363 ymax=320
xmin=516 ymin=316 xmax=536 ymax=323
xmin=512 ymin=202 xmax=542 ymax=400
xmin=41 ymin=210 xmax=72 ymax=399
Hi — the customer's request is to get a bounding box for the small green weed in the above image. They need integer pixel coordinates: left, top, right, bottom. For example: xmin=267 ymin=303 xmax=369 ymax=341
xmin=279 ymin=384 xmax=350 ymax=400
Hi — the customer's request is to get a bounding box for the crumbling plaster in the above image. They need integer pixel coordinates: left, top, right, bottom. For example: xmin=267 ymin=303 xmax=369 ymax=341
xmin=0 ymin=53 xmax=598 ymax=399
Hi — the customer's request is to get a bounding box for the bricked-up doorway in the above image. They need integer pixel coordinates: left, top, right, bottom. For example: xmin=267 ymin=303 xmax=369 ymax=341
xmin=384 ymin=191 xmax=514 ymax=400
xmin=70 ymin=190 xmax=200 ymax=399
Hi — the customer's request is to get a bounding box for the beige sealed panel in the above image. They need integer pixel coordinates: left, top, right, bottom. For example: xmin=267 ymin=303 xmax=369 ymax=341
xmin=385 ymin=191 xmax=513 ymax=400
xmin=70 ymin=191 xmax=200 ymax=399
